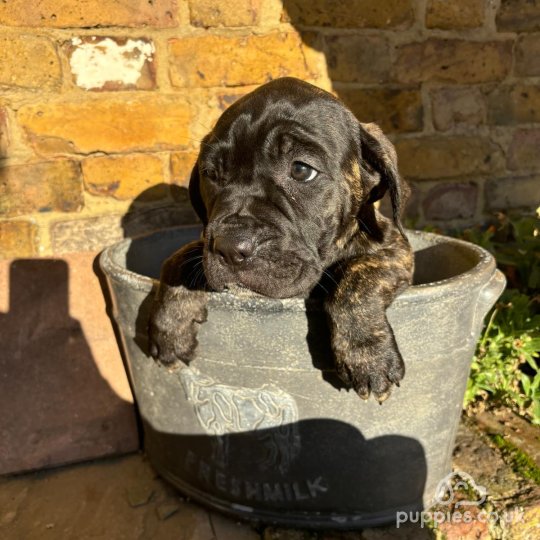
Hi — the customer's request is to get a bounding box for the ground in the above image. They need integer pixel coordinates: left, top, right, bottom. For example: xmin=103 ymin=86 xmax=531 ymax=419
xmin=0 ymin=414 xmax=538 ymax=540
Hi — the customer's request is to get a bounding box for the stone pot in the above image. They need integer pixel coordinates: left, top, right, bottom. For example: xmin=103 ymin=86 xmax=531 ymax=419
xmin=99 ymin=226 xmax=505 ymax=528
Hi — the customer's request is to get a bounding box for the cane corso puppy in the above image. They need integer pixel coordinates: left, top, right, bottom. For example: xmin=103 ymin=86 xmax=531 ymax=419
xmin=148 ymin=77 xmax=413 ymax=402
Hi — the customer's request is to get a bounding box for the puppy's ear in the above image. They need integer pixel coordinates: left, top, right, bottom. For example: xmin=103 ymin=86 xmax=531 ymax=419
xmin=359 ymin=122 xmax=409 ymax=235
xmin=188 ymin=160 xmax=208 ymax=225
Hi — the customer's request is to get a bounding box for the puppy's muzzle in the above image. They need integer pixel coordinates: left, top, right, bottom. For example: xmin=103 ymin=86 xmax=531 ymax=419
xmin=212 ymin=235 xmax=256 ymax=267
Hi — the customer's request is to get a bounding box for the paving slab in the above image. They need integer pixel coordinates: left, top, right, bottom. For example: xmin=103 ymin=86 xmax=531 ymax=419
xmin=0 ymin=254 xmax=139 ymax=475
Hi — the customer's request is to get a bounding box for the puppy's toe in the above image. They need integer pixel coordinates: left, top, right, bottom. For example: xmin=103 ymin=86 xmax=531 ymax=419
xmin=147 ymin=320 xmax=195 ymax=368
xmin=336 ymin=360 xmax=372 ymax=400
xmin=337 ymin=344 xmax=405 ymax=402
xmin=369 ymin=370 xmax=393 ymax=402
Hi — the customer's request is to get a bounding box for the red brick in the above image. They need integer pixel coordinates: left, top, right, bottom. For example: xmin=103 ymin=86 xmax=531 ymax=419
xmin=65 ymin=36 xmax=156 ymax=91
xmin=337 ymin=87 xmax=423 ymax=133
xmin=17 ymin=96 xmax=192 ymax=154
xmin=422 ymin=182 xmax=478 ymax=221
xmin=168 ymin=32 xmax=313 ymax=88
xmin=0 ymin=35 xmax=60 ymax=90
xmin=0 ymin=0 xmax=178 ymax=28
xmin=515 ymin=34 xmax=540 ymax=77
xmin=486 ymin=85 xmax=540 ymax=125
xmin=324 ymin=35 xmax=391 ymax=83
xmin=82 ymin=154 xmax=166 ymax=200
xmin=438 ymin=514 xmax=489 ymax=540
xmin=0 ymin=221 xmax=37 ymax=259
xmin=431 ymin=88 xmax=485 ymax=131
xmin=395 ymin=136 xmax=498 ymax=180
xmin=507 ymin=129 xmax=540 ymax=171
xmin=396 ymin=40 xmax=512 ymax=84
xmin=497 ymin=0 xmax=540 ymax=32
xmin=281 ymin=0 xmax=414 ymax=28
xmin=189 ymin=0 xmax=261 ymax=27
xmin=0 ymin=160 xmax=83 ymax=217
xmin=0 ymin=254 xmax=138 ymax=474
xmin=426 ymin=0 xmax=485 ymax=29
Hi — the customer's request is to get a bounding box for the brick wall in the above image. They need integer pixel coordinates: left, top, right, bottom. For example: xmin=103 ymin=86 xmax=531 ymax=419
xmin=1 ymin=0 xmax=539 ymax=258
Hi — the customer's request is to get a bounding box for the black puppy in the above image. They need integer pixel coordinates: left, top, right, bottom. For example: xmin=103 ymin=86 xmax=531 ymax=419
xmin=148 ymin=77 xmax=414 ymax=402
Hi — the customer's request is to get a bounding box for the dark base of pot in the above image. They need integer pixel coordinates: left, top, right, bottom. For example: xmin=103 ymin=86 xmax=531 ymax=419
xmin=150 ymin=457 xmax=426 ymax=530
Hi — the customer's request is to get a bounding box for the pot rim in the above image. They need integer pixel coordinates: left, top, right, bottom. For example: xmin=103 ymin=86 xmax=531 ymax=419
xmin=99 ymin=225 xmax=498 ymax=310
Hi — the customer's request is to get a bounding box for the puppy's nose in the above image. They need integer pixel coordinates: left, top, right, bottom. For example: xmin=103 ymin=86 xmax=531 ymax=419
xmin=213 ymin=236 xmax=255 ymax=266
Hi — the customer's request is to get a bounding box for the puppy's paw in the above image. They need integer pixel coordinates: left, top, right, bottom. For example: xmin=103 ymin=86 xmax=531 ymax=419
xmin=148 ymin=316 xmax=199 ymax=368
xmin=147 ymin=289 xmax=207 ymax=368
xmin=336 ymin=344 xmax=405 ymax=402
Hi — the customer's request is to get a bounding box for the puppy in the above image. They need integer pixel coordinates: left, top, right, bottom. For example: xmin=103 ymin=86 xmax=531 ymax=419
xmin=148 ymin=77 xmax=414 ymax=402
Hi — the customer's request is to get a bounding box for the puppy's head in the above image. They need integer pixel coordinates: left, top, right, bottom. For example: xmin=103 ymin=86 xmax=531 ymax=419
xmin=189 ymin=77 xmax=408 ymax=298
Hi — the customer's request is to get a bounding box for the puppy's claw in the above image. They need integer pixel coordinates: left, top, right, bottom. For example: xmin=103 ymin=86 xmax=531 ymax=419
xmin=358 ymin=388 xmax=370 ymax=401
xmin=337 ymin=344 xmax=404 ymax=402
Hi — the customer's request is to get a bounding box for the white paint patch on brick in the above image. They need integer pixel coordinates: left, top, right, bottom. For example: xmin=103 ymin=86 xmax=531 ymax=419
xmin=70 ymin=37 xmax=154 ymax=90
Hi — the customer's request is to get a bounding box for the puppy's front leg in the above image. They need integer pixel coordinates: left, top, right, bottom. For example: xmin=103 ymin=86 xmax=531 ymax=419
xmin=148 ymin=240 xmax=207 ymax=367
xmin=325 ymin=242 xmax=413 ymax=402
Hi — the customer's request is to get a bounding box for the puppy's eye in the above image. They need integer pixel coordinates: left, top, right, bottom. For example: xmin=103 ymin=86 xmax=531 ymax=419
xmin=290 ymin=161 xmax=318 ymax=182
xmin=203 ymin=169 xmax=218 ymax=181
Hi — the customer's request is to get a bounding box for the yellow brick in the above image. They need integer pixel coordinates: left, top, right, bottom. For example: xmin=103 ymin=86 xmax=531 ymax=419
xmin=0 ymin=161 xmax=83 ymax=217
xmin=168 ymin=32 xmax=313 ymax=87
xmin=426 ymin=0 xmax=485 ymax=29
xmin=0 ymin=36 xmax=60 ymax=90
xmin=82 ymin=154 xmax=166 ymax=200
xmin=396 ymin=40 xmax=512 ymax=84
xmin=170 ymin=151 xmax=199 ymax=186
xmin=497 ymin=0 xmax=540 ymax=32
xmin=338 ymin=88 xmax=423 ymax=133
xmin=0 ymin=221 xmax=37 ymax=259
xmin=189 ymin=0 xmax=260 ymax=27
xmin=0 ymin=108 xmax=9 ymax=157
xmin=17 ymin=96 xmax=193 ymax=154
xmin=395 ymin=136 xmax=498 ymax=180
xmin=325 ymin=35 xmax=391 ymax=83
xmin=515 ymin=34 xmax=540 ymax=77
xmin=282 ymin=0 xmax=414 ymax=28
xmin=0 ymin=0 xmax=178 ymax=28
xmin=507 ymin=129 xmax=540 ymax=171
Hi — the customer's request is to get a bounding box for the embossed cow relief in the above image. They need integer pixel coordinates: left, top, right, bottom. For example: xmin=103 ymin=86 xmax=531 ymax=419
xmin=179 ymin=367 xmax=300 ymax=473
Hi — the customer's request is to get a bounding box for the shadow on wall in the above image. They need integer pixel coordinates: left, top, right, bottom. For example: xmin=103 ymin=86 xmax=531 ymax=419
xmin=281 ymin=0 xmax=417 ymax=220
xmin=94 ymin=182 xmax=198 ymax=340
xmin=0 ymin=259 xmax=138 ymax=475
xmin=281 ymin=0 xmax=420 ymax=134
xmin=119 ymin=184 xmax=198 ymax=242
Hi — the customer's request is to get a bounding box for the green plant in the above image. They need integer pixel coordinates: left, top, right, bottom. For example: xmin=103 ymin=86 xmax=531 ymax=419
xmin=464 ymin=289 xmax=540 ymax=424
xmin=460 ymin=212 xmax=540 ymax=424
xmin=458 ymin=213 xmax=540 ymax=295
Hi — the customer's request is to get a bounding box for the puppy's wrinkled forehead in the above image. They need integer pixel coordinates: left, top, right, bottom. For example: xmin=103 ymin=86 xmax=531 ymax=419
xmin=201 ymin=79 xmax=356 ymax=169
